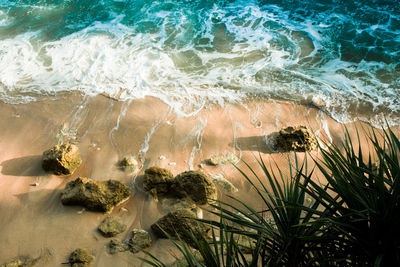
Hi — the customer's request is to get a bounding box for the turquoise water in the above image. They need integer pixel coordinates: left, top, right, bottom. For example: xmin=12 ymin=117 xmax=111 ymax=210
xmin=0 ymin=0 xmax=399 ymax=124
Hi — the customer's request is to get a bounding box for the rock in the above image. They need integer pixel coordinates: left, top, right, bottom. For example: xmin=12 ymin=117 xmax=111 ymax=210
xmin=128 ymin=229 xmax=152 ymax=253
xmin=98 ymin=217 xmax=127 ymax=237
xmin=207 ymin=152 xmax=239 ymax=166
xmin=174 ymin=170 xmax=217 ymax=205
xmin=159 ymin=198 xmax=202 ymax=218
xmin=118 ymin=156 xmax=139 ymax=172
xmin=61 ymin=177 xmax=131 ymax=213
xmin=143 ymin=167 xmax=176 ymax=198
xmin=151 ymin=209 xmax=210 ymax=247
xmin=275 ymin=126 xmax=317 ymax=152
xmin=68 ymin=248 xmax=94 ymax=267
xmin=108 ymin=239 xmax=129 ymax=254
xmin=42 ymin=143 xmax=82 ymax=175
xmin=0 ymin=257 xmax=38 ymax=267
xmin=212 ymin=174 xmax=238 ymax=193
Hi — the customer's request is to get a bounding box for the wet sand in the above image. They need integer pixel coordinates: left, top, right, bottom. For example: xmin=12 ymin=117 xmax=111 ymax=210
xmin=0 ymin=93 xmax=392 ymax=266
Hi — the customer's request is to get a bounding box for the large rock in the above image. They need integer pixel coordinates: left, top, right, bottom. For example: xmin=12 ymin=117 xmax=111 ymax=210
xmin=128 ymin=229 xmax=152 ymax=253
xmin=98 ymin=217 xmax=127 ymax=237
xmin=61 ymin=177 xmax=130 ymax=213
xmin=42 ymin=143 xmax=82 ymax=175
xmin=151 ymin=209 xmax=210 ymax=247
xmin=275 ymin=126 xmax=317 ymax=152
xmin=68 ymin=248 xmax=94 ymax=267
xmin=143 ymin=167 xmax=176 ymax=198
xmin=174 ymin=171 xmax=217 ymax=205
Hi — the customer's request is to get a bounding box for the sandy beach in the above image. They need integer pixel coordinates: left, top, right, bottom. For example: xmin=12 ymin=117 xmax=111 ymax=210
xmin=0 ymin=93 xmax=393 ymax=266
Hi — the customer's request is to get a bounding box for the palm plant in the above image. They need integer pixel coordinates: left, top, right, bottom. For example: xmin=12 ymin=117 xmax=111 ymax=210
xmin=305 ymin=127 xmax=400 ymax=266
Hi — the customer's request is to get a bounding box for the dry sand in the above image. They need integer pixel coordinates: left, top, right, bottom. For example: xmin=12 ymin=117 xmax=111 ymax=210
xmin=0 ymin=93 xmax=393 ymax=266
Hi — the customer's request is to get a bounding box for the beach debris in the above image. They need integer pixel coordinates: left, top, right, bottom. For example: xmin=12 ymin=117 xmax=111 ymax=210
xmin=174 ymin=170 xmax=217 ymax=205
xmin=127 ymin=229 xmax=152 ymax=253
xmin=77 ymin=208 xmax=85 ymax=214
xmin=118 ymin=156 xmax=139 ymax=172
xmin=212 ymin=174 xmax=238 ymax=193
xmin=275 ymin=126 xmax=317 ymax=152
xmin=168 ymin=162 xmax=176 ymax=166
xmin=207 ymin=152 xmax=239 ymax=166
xmin=60 ymin=177 xmax=130 ymax=213
xmin=68 ymin=248 xmax=94 ymax=267
xmin=108 ymin=239 xmax=129 ymax=254
xmin=98 ymin=217 xmax=127 ymax=237
xmin=143 ymin=167 xmax=176 ymax=198
xmin=120 ymin=207 xmax=128 ymax=213
xmin=151 ymin=209 xmax=210 ymax=247
xmin=158 ymin=155 xmax=166 ymax=160
xmin=159 ymin=198 xmax=202 ymax=218
xmin=42 ymin=143 xmax=82 ymax=175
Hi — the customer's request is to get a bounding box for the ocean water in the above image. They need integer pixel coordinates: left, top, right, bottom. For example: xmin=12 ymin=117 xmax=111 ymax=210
xmin=0 ymin=0 xmax=399 ymax=125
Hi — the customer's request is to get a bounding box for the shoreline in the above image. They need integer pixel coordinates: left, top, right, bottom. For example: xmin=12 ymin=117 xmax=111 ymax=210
xmin=0 ymin=93 xmax=395 ymax=265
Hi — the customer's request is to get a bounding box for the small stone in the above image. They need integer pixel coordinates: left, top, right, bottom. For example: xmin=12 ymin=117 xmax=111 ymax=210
xmin=128 ymin=229 xmax=152 ymax=253
xmin=207 ymin=152 xmax=239 ymax=166
xmin=61 ymin=177 xmax=131 ymax=213
xmin=77 ymin=208 xmax=85 ymax=214
xmin=168 ymin=162 xmax=176 ymax=166
xmin=158 ymin=155 xmax=166 ymax=160
xmin=212 ymin=174 xmax=238 ymax=193
xmin=275 ymin=126 xmax=317 ymax=152
xmin=98 ymin=217 xmax=127 ymax=237
xmin=42 ymin=143 xmax=82 ymax=175
xmin=174 ymin=170 xmax=217 ymax=205
xmin=120 ymin=207 xmax=128 ymax=212
xmin=118 ymin=156 xmax=139 ymax=172
xmin=68 ymin=248 xmax=94 ymax=267
xmin=30 ymin=182 xmax=39 ymax=187
xmin=108 ymin=239 xmax=129 ymax=254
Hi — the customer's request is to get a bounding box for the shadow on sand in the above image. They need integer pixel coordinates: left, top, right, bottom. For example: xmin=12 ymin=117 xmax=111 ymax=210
xmin=1 ymin=155 xmax=45 ymax=176
xmin=232 ymin=132 xmax=280 ymax=154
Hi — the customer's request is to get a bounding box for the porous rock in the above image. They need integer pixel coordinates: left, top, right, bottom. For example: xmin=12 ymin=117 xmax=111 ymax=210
xmin=174 ymin=170 xmax=217 ymax=205
xmin=159 ymin=198 xmax=202 ymax=218
xmin=108 ymin=239 xmax=129 ymax=254
xmin=42 ymin=143 xmax=82 ymax=175
xmin=128 ymin=229 xmax=152 ymax=253
xmin=68 ymin=248 xmax=94 ymax=267
xmin=207 ymin=152 xmax=239 ymax=166
xmin=98 ymin=217 xmax=127 ymax=237
xmin=0 ymin=256 xmax=38 ymax=267
xmin=151 ymin=209 xmax=210 ymax=247
xmin=143 ymin=167 xmax=176 ymax=198
xmin=275 ymin=126 xmax=317 ymax=152
xmin=61 ymin=177 xmax=130 ymax=213
xmin=118 ymin=156 xmax=139 ymax=172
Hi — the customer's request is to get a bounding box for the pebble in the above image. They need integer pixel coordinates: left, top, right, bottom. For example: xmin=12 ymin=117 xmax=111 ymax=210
xmin=168 ymin=162 xmax=176 ymax=166
xmin=158 ymin=155 xmax=166 ymax=160
xmin=77 ymin=208 xmax=85 ymax=214
xmin=30 ymin=182 xmax=39 ymax=186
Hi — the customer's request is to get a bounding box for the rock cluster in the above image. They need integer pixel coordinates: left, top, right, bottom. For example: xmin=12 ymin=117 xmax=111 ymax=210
xmin=42 ymin=143 xmax=82 ymax=175
xmin=107 ymin=229 xmax=152 ymax=254
xmin=60 ymin=177 xmax=130 ymax=213
xmin=143 ymin=168 xmax=217 ymax=205
xmin=275 ymin=126 xmax=317 ymax=152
